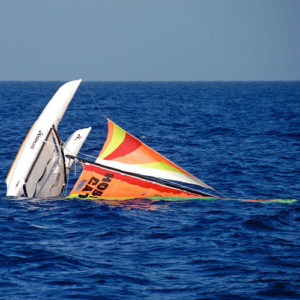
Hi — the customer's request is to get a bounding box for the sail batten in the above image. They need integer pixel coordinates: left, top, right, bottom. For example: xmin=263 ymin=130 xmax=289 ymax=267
xmin=95 ymin=119 xmax=214 ymax=191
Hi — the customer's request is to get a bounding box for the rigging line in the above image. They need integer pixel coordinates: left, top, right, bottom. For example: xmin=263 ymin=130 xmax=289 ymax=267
xmin=81 ymin=81 xmax=133 ymax=132
xmin=81 ymin=81 xmax=108 ymax=120
xmin=212 ymin=188 xmax=226 ymax=199
xmin=71 ymin=159 xmax=84 ymax=171
xmin=76 ymin=150 xmax=98 ymax=160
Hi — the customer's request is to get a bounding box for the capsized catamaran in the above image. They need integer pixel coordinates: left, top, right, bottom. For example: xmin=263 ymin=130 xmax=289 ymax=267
xmin=6 ymin=80 xmax=296 ymax=203
xmin=6 ymin=79 xmax=217 ymax=200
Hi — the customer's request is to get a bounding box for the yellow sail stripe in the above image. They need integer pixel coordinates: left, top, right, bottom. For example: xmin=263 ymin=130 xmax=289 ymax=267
xmin=99 ymin=122 xmax=126 ymax=159
xmin=137 ymin=161 xmax=183 ymax=174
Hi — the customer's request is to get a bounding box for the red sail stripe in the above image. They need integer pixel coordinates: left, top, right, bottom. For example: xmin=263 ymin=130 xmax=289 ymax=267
xmin=104 ymin=132 xmax=143 ymax=160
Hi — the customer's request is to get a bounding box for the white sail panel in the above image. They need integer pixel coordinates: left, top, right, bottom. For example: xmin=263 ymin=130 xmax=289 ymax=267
xmin=96 ymin=158 xmax=213 ymax=190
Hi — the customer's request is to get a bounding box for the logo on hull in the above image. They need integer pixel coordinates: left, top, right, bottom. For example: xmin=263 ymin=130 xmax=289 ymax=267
xmin=31 ymin=130 xmax=44 ymax=149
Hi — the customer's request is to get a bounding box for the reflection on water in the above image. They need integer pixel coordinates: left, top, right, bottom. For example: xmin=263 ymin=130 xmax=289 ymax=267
xmin=93 ymin=198 xmax=168 ymax=210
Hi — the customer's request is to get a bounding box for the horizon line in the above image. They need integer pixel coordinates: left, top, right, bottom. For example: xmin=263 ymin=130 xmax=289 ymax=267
xmin=0 ymin=79 xmax=299 ymax=83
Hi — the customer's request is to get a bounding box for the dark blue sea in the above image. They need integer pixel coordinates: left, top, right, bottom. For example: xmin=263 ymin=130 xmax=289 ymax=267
xmin=0 ymin=81 xmax=299 ymax=299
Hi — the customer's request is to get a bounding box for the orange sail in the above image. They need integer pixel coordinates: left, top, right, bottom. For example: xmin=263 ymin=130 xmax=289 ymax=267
xmin=68 ymin=119 xmax=216 ymax=200
xmin=95 ymin=119 xmax=214 ymax=190
xmin=69 ymin=163 xmax=207 ymax=200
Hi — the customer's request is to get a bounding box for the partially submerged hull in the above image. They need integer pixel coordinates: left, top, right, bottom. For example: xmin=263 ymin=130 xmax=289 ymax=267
xmin=37 ymin=127 xmax=91 ymax=197
xmin=6 ymin=79 xmax=83 ymax=197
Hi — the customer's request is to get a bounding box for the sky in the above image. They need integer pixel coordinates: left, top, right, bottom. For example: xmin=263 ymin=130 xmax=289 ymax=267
xmin=0 ymin=0 xmax=299 ymax=81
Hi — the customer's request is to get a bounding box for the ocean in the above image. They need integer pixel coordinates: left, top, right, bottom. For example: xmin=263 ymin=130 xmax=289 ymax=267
xmin=0 ymin=81 xmax=299 ymax=299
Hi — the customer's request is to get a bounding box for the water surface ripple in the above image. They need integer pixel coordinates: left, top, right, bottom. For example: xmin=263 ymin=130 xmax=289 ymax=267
xmin=0 ymin=82 xmax=299 ymax=299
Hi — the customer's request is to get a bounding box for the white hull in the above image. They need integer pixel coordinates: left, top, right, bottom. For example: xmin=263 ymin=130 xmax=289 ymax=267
xmin=6 ymin=79 xmax=82 ymax=197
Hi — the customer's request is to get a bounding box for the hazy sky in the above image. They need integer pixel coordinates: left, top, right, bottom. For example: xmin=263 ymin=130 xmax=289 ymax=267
xmin=0 ymin=0 xmax=299 ymax=81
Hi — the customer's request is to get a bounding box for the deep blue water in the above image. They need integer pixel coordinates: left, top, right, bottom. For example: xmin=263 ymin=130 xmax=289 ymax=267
xmin=0 ymin=81 xmax=299 ymax=299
